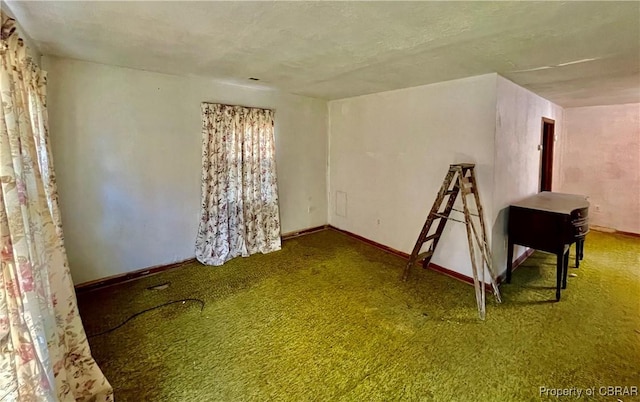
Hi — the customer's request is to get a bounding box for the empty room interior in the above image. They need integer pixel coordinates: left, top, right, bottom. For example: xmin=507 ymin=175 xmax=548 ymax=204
xmin=1 ymin=1 xmax=639 ymax=401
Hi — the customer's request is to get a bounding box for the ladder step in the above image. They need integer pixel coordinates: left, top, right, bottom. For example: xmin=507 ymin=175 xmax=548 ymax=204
xmin=424 ymin=234 xmax=440 ymax=242
xmin=432 ymin=213 xmax=465 ymax=224
xmin=452 ymin=208 xmax=479 ymax=216
xmin=416 ymin=251 xmax=433 ymax=261
xmin=451 ymin=163 xmax=475 ymax=168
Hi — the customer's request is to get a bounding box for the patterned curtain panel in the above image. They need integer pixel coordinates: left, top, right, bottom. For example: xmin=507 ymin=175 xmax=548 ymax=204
xmin=0 ymin=14 xmax=113 ymax=401
xmin=196 ymin=103 xmax=282 ymax=265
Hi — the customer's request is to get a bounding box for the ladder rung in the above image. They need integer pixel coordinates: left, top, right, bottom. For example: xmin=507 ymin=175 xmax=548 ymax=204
xmin=451 ymin=163 xmax=475 ymax=168
xmin=432 ymin=213 xmax=466 ymax=224
xmin=424 ymin=234 xmax=440 ymax=242
xmin=450 ymin=164 xmax=475 ymax=171
xmin=416 ymin=251 xmax=433 ymax=261
xmin=452 ymin=208 xmax=479 ymax=217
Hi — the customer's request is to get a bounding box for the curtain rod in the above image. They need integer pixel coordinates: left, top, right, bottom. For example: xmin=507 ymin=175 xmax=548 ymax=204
xmin=201 ymin=102 xmax=274 ymax=112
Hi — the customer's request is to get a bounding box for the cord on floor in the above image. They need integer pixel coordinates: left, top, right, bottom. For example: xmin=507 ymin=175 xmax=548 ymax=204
xmin=87 ymin=298 xmax=205 ymax=338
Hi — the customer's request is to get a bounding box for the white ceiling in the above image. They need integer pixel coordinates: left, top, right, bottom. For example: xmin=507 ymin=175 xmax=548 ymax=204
xmin=6 ymin=1 xmax=640 ymax=107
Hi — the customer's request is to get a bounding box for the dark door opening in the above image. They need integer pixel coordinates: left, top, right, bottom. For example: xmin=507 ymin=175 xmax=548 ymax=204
xmin=540 ymin=118 xmax=555 ymax=192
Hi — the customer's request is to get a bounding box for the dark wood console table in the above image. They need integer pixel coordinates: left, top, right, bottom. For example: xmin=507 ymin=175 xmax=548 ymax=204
xmin=506 ymin=192 xmax=589 ymax=301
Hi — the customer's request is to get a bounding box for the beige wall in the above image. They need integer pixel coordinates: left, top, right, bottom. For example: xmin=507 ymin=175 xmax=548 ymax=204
xmin=558 ymin=104 xmax=640 ymax=234
xmin=327 ymin=74 xmax=566 ymax=279
xmin=329 ymin=74 xmax=498 ymax=279
xmin=493 ymin=76 xmax=564 ymax=274
xmin=43 ymin=56 xmax=328 ymax=284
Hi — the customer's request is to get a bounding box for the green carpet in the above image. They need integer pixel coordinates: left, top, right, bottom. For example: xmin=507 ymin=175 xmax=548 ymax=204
xmin=77 ymin=229 xmax=640 ymax=401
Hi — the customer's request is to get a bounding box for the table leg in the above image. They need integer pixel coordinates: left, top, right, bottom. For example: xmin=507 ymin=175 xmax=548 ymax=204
xmin=556 ymin=251 xmax=563 ymax=301
xmin=506 ymin=240 xmax=514 ymax=284
xmin=563 ymin=248 xmax=569 ymax=289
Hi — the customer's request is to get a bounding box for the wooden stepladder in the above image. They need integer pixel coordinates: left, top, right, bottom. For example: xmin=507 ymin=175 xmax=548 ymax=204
xmin=402 ymin=163 xmax=501 ymax=320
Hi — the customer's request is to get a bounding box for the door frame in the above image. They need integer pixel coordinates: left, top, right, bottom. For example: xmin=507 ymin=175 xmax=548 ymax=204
xmin=539 ymin=117 xmax=555 ymax=192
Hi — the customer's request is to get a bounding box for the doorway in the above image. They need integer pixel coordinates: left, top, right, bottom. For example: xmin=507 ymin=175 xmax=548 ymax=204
xmin=540 ymin=118 xmax=555 ymax=192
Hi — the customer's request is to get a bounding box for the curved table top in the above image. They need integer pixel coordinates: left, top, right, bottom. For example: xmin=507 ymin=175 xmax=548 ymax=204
xmin=510 ymin=191 xmax=589 ymax=215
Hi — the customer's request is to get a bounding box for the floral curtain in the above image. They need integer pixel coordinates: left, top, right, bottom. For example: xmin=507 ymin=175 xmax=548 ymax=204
xmin=0 ymin=13 xmax=113 ymax=401
xmin=196 ymin=103 xmax=281 ymax=265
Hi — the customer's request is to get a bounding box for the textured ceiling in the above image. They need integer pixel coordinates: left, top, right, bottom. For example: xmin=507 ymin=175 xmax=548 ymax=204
xmin=6 ymin=1 xmax=640 ymax=106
